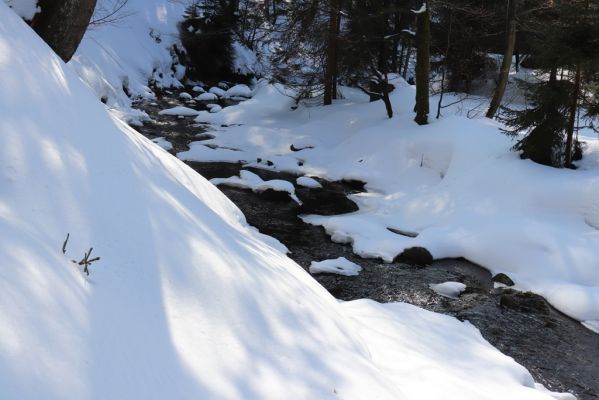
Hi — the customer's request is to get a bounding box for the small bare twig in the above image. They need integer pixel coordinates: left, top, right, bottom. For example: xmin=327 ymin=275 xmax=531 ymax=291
xmin=62 ymin=233 xmax=70 ymax=254
xmin=78 ymin=248 xmax=101 ymax=276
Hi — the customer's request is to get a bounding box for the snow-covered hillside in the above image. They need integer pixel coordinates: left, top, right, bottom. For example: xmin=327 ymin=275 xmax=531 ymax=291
xmin=0 ymin=3 xmax=572 ymax=400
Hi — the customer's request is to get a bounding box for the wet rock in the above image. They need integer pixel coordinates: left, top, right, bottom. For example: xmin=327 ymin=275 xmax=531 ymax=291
xmin=394 ymin=247 xmax=434 ymax=266
xmin=492 ymin=273 xmax=515 ymax=287
xmin=500 ymin=290 xmax=550 ymax=314
xmin=297 ymin=191 xmax=358 ymax=215
xmin=259 ymin=188 xmax=295 ymax=202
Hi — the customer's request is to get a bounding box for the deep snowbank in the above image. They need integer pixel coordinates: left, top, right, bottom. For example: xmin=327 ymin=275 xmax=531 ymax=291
xmin=0 ymin=4 xmax=567 ymax=400
xmin=180 ymin=78 xmax=599 ymax=331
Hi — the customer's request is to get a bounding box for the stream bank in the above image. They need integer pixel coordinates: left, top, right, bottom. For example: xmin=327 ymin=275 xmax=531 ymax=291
xmin=134 ymin=86 xmax=599 ymax=400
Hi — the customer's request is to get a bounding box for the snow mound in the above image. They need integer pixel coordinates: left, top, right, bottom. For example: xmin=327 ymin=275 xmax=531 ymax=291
xmin=429 ymin=282 xmax=467 ymax=299
xmin=179 ymin=92 xmax=193 ymax=100
xmin=224 ymin=84 xmax=252 ymax=99
xmin=209 ymin=86 xmax=226 ymax=97
xmin=297 ymin=176 xmax=322 ymax=188
xmin=310 ymin=257 xmax=362 ymax=276
xmin=158 ymin=106 xmax=201 ymax=117
xmin=196 ymin=92 xmax=218 ymax=101
xmin=210 ymin=170 xmax=300 ymax=204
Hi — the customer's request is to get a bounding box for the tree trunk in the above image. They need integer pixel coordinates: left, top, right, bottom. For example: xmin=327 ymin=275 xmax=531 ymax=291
xmin=332 ymin=0 xmax=342 ymax=100
xmin=414 ymin=3 xmax=430 ymax=125
xmin=565 ymin=64 xmax=581 ymax=167
xmin=486 ymin=0 xmax=517 ymax=119
xmin=323 ymin=0 xmax=339 ymax=106
xmin=30 ymin=0 xmax=97 ymax=63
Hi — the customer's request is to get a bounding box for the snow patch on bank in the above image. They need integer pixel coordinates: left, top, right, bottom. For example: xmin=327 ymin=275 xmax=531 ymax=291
xmin=310 ymin=257 xmax=362 ymax=276
xmin=210 ymin=170 xmax=301 ymax=204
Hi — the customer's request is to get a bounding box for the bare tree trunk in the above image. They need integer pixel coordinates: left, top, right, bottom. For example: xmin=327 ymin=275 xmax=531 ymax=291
xmin=486 ymin=0 xmax=517 ymax=119
xmin=437 ymin=12 xmax=452 ymax=119
xmin=414 ymin=3 xmax=430 ymax=125
xmin=402 ymin=44 xmax=411 ymax=78
xmin=565 ymin=64 xmax=581 ymax=167
xmin=332 ymin=0 xmax=342 ymax=100
xmin=324 ymin=0 xmax=339 ymax=105
xmin=30 ymin=0 xmax=98 ymax=63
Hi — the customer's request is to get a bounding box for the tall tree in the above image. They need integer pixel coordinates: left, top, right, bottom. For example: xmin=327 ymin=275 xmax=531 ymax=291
xmin=30 ymin=0 xmax=98 ymax=62
xmin=486 ymin=0 xmax=518 ymax=119
xmin=414 ymin=1 xmax=430 ymax=125
xmin=324 ymin=0 xmax=340 ymax=105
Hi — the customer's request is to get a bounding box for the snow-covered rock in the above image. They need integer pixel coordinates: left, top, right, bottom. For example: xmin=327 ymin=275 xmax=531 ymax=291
xmin=224 ymin=84 xmax=252 ymax=99
xmin=158 ymin=106 xmax=200 ymax=117
xmin=310 ymin=257 xmax=362 ymax=276
xmin=429 ymin=282 xmax=467 ymax=299
xmin=297 ymin=176 xmax=322 ymax=188
xmin=196 ymin=92 xmax=218 ymax=101
xmin=209 ymin=86 xmax=227 ymax=97
xmin=179 ymin=92 xmax=193 ymax=100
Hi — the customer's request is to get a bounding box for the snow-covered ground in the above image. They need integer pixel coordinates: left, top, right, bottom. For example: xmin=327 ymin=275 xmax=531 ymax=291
xmin=0 ymin=3 xmax=577 ymax=400
xmin=179 ymin=77 xmax=599 ymax=333
xmin=0 ymin=2 xmax=577 ymax=399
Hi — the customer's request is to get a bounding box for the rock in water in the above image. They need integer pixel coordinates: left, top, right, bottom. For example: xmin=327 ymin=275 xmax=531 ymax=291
xmin=492 ymin=273 xmax=515 ymax=287
xmin=394 ymin=247 xmax=433 ymax=266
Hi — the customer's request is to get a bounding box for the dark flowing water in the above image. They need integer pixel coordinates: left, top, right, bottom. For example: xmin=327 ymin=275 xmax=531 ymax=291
xmin=134 ymin=87 xmax=599 ymax=400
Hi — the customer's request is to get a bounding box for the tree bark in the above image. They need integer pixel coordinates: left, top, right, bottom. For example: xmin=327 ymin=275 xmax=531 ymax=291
xmin=486 ymin=0 xmax=517 ymax=119
xmin=414 ymin=2 xmax=430 ymax=125
xmin=30 ymin=0 xmax=97 ymax=63
xmin=565 ymin=64 xmax=581 ymax=167
xmin=323 ymin=0 xmax=339 ymax=105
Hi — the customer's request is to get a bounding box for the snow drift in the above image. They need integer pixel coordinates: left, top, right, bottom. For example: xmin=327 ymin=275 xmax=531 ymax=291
xmin=0 ymin=3 xmax=570 ymax=400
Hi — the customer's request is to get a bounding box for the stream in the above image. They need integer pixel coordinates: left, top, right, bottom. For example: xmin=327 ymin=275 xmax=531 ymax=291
xmin=133 ymin=86 xmax=599 ymax=399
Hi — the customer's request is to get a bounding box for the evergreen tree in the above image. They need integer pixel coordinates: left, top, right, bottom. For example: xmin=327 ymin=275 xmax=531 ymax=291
xmin=178 ymin=0 xmax=237 ymax=81
xmin=502 ymin=0 xmax=599 ymax=167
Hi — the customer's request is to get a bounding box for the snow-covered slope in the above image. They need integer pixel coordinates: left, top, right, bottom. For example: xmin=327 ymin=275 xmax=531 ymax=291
xmin=0 ymin=4 xmax=572 ymax=400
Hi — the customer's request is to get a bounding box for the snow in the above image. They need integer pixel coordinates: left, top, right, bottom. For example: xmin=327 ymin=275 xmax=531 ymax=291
xmin=207 ymin=104 xmax=223 ymax=113
xmin=582 ymin=320 xmax=599 ymax=334
xmin=196 ymin=92 xmax=218 ymax=101
xmin=179 ymin=76 xmax=599 ymax=331
xmin=412 ymin=2 xmax=427 ymax=14
xmin=310 ymin=257 xmax=362 ymax=276
xmin=3 ymin=0 xmax=38 ymax=19
xmin=68 ymin=0 xmax=187 ymax=124
xmin=158 ymin=106 xmax=201 ymax=117
xmin=179 ymin=92 xmax=193 ymax=100
xmin=151 ymin=137 xmax=173 ymax=151
xmin=192 ymin=85 xmax=205 ymax=93
xmin=210 ymin=170 xmax=301 ymax=204
xmin=224 ymin=84 xmax=253 ymax=99
xmin=429 ymin=282 xmax=467 ymax=299
xmin=209 ymin=86 xmax=227 ymax=97
xmin=297 ymin=176 xmax=322 ymax=188
xmin=345 ymin=300 xmax=576 ymax=400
